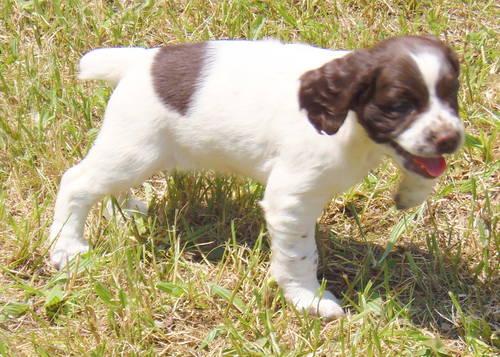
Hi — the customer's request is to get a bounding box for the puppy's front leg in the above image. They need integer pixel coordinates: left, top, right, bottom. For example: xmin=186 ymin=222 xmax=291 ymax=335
xmin=261 ymin=168 xmax=344 ymax=319
xmin=395 ymin=170 xmax=437 ymax=209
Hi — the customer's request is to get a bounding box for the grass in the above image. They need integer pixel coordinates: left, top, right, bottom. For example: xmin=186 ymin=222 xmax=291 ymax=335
xmin=0 ymin=0 xmax=498 ymax=355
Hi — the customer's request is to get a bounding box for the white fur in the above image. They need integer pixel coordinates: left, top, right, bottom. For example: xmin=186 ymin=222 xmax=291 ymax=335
xmin=79 ymin=48 xmax=149 ymax=85
xmin=411 ymin=52 xmax=440 ymax=95
xmin=49 ymin=40 xmax=455 ymax=319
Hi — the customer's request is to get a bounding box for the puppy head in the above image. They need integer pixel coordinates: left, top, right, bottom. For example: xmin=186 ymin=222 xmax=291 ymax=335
xmin=299 ymin=35 xmax=463 ymax=179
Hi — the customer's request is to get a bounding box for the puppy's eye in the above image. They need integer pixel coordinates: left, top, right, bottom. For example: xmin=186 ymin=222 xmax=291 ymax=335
xmin=389 ymin=101 xmax=414 ymax=114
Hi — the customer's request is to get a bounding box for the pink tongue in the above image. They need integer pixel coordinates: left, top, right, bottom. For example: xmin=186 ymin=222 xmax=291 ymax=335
xmin=413 ymin=156 xmax=447 ymax=177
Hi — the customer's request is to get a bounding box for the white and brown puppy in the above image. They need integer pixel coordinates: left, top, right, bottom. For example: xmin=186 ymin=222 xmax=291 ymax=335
xmin=49 ymin=36 xmax=463 ymax=319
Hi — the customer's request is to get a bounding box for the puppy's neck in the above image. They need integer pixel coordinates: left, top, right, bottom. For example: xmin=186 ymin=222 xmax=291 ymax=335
xmin=338 ymin=112 xmax=378 ymax=154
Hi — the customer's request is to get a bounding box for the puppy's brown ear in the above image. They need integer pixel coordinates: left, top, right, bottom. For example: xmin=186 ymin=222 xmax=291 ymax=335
xmin=299 ymin=50 xmax=374 ymax=135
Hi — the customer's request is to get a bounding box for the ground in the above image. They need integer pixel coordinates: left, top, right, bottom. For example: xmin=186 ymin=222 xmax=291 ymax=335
xmin=0 ymin=0 xmax=498 ymax=356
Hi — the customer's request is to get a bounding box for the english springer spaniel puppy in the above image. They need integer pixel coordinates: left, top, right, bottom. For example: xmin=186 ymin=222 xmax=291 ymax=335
xmin=49 ymin=36 xmax=463 ymax=319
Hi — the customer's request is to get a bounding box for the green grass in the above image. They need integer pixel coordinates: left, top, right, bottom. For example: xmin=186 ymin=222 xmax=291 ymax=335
xmin=0 ymin=0 xmax=498 ymax=355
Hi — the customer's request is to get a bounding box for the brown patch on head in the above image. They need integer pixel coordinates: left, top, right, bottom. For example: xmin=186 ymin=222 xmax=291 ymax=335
xmin=357 ymin=54 xmax=429 ymax=142
xmin=298 ymin=49 xmax=374 ymax=135
xmin=299 ymin=35 xmax=460 ymax=140
xmin=436 ymin=71 xmax=460 ymax=114
xmin=415 ymin=36 xmax=460 ymax=115
xmin=152 ymin=43 xmax=208 ymax=115
xmin=436 ymin=52 xmax=460 ymax=114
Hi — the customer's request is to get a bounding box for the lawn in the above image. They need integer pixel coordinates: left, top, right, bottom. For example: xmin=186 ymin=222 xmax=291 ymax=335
xmin=0 ymin=0 xmax=498 ymax=355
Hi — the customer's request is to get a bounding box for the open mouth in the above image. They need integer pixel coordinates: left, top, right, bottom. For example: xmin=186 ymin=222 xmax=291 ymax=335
xmin=390 ymin=142 xmax=447 ymax=179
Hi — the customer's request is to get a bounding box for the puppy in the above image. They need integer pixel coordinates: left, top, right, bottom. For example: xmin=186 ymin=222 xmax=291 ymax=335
xmin=49 ymin=36 xmax=463 ymax=319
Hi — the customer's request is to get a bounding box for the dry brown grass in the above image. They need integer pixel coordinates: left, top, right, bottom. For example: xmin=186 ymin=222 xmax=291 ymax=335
xmin=0 ymin=0 xmax=498 ymax=355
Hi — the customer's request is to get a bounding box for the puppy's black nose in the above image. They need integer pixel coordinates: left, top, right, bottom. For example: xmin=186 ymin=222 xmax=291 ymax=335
xmin=435 ymin=132 xmax=460 ymax=154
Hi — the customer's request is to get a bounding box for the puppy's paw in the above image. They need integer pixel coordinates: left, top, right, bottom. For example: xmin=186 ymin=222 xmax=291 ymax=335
xmin=287 ymin=288 xmax=345 ymax=320
xmin=50 ymin=239 xmax=89 ymax=270
xmin=394 ymin=190 xmax=427 ymax=210
xmin=395 ymin=175 xmax=436 ymax=210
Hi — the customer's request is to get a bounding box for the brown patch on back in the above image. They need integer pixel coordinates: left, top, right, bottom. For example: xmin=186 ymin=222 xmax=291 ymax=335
xmin=152 ymin=43 xmax=208 ymax=115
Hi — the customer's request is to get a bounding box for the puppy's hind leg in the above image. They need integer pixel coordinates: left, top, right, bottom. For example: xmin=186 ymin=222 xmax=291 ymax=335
xmin=104 ymin=191 xmax=149 ymax=221
xmin=49 ymin=77 xmax=171 ymax=269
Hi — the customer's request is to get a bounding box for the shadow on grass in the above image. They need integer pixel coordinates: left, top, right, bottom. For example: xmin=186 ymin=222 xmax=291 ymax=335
xmin=135 ymin=173 xmax=496 ymax=346
xmin=317 ymin=232 xmax=497 ymax=343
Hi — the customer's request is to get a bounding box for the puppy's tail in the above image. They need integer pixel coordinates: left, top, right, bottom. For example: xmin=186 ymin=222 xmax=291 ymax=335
xmin=78 ymin=47 xmax=149 ymax=85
